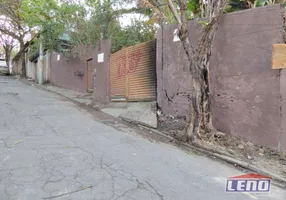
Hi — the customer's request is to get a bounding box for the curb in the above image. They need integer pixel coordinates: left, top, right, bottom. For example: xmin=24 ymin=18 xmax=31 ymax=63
xmin=139 ymin=128 xmax=286 ymax=187
xmin=19 ymin=78 xmax=286 ymax=187
xmin=119 ymin=116 xmax=158 ymax=130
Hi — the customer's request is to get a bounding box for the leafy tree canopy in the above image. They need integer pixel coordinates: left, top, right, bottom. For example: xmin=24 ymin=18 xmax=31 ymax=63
xmin=19 ymin=0 xmax=155 ymax=58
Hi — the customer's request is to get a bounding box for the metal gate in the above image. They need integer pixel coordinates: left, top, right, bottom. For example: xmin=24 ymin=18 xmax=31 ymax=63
xmin=110 ymin=40 xmax=156 ymax=101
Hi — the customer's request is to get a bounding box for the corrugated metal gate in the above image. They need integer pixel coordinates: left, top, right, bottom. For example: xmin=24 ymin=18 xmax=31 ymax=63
xmin=110 ymin=40 xmax=156 ymax=101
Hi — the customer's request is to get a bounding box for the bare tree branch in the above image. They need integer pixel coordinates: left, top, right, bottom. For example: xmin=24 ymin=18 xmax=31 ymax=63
xmin=167 ymin=0 xmax=195 ymax=66
xmin=0 ymin=0 xmax=28 ymax=76
xmin=0 ymin=27 xmax=21 ymax=41
xmin=167 ymin=0 xmax=182 ymax=24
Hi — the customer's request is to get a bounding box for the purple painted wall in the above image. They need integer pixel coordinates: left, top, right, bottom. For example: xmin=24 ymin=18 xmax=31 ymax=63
xmin=50 ymin=40 xmax=111 ymax=102
xmin=157 ymin=5 xmax=286 ymax=150
xmin=210 ymin=5 xmax=283 ymax=149
xmin=93 ymin=40 xmax=111 ymax=103
xmin=156 ymin=21 xmax=202 ymax=130
xmin=50 ymin=46 xmax=95 ymax=93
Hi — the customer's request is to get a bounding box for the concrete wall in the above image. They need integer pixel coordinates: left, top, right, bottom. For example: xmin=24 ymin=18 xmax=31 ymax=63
xmin=26 ymin=60 xmax=33 ymax=79
xmin=39 ymin=53 xmax=51 ymax=83
xmin=157 ymin=5 xmax=285 ymax=150
xmin=50 ymin=46 xmax=96 ymax=93
xmin=210 ymin=5 xmax=283 ymax=149
xmin=45 ymin=52 xmax=51 ymax=82
xmin=280 ymin=70 xmax=286 ymax=150
xmin=93 ymin=40 xmax=111 ymax=103
xmin=26 ymin=57 xmax=41 ymax=81
xmin=0 ymin=59 xmax=6 ymax=67
xmin=12 ymin=57 xmax=23 ymax=76
xmin=156 ymin=21 xmax=202 ymax=130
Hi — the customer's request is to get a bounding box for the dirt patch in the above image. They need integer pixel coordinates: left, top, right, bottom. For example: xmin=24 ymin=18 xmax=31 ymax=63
xmin=157 ymin=111 xmax=187 ymax=131
xmin=205 ymin=133 xmax=286 ymax=178
xmin=164 ymin=128 xmax=286 ymax=181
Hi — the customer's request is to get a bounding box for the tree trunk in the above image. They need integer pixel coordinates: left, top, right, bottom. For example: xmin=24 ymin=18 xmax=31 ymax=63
xmin=166 ymin=0 xmax=226 ymax=142
xmin=4 ymin=46 xmax=11 ymax=68
xmin=19 ymin=42 xmax=26 ymax=78
xmin=185 ymin=60 xmax=212 ymax=142
xmin=184 ymin=11 xmax=223 ymax=142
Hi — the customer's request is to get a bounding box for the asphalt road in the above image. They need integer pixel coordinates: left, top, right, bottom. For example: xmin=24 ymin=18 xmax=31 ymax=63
xmin=0 ymin=76 xmax=285 ymax=200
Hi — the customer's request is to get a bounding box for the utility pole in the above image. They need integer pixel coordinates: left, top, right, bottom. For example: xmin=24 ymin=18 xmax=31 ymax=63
xmin=38 ymin=37 xmax=43 ymax=84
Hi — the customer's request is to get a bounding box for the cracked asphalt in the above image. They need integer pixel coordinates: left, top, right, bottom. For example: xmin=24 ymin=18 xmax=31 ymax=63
xmin=0 ymin=76 xmax=285 ymax=200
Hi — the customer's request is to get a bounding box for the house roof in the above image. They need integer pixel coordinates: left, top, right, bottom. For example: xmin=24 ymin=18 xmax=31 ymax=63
xmin=59 ymin=33 xmax=71 ymax=41
xmin=13 ymin=32 xmax=70 ymax=62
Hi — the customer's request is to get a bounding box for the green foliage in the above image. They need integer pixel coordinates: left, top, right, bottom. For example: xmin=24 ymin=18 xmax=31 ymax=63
xmin=20 ymin=0 xmax=156 ymax=57
xmin=20 ymin=0 xmax=58 ymax=26
xmin=68 ymin=18 xmax=101 ymax=47
xmin=27 ymin=38 xmax=40 ymax=60
xmin=20 ymin=0 xmax=85 ymax=52
xmin=187 ymin=0 xmax=200 ymax=18
xmin=187 ymin=0 xmax=197 ymax=12
xmin=197 ymin=20 xmax=210 ymax=27
xmin=0 ymin=0 xmax=28 ymax=43
xmin=111 ymin=19 xmax=156 ymax=53
xmin=225 ymin=0 xmax=282 ymax=12
xmin=41 ymin=22 xmax=65 ymax=51
xmin=254 ymin=0 xmax=267 ymax=7
xmin=21 ymin=0 xmax=282 ymax=59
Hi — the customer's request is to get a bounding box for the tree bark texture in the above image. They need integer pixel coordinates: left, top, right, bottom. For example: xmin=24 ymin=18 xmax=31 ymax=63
xmin=4 ymin=45 xmax=11 ymax=68
xmin=20 ymin=41 xmax=26 ymax=77
xmin=168 ymin=0 xmax=226 ymax=142
xmin=185 ymin=18 xmax=222 ymax=142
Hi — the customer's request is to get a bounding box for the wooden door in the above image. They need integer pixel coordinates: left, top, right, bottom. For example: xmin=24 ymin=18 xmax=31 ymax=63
xmin=87 ymin=59 xmax=93 ymax=93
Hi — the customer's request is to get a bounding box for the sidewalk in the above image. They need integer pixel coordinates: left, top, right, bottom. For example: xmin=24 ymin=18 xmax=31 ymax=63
xmin=22 ymin=79 xmax=158 ymax=129
xmin=41 ymin=84 xmax=94 ymax=106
